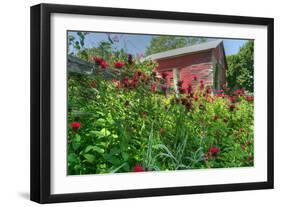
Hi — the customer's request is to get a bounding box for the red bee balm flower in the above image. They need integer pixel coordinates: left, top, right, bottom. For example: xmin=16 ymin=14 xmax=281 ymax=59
xmin=133 ymin=164 xmax=144 ymax=172
xmin=161 ymin=85 xmax=168 ymax=94
xmin=229 ymin=97 xmax=236 ymax=103
xmin=192 ymin=75 xmax=198 ymax=81
xmin=206 ymin=87 xmax=212 ymax=94
xmin=187 ymin=84 xmax=192 ymax=94
xmin=208 ymin=146 xmax=220 ymax=156
xmin=71 ymin=122 xmax=81 ymax=131
xmin=123 ymin=76 xmax=129 ymax=87
xmin=114 ymin=61 xmax=125 ymax=69
xmin=92 ymin=56 xmax=103 ymax=65
xmin=100 ymin=60 xmax=108 ymax=69
xmin=177 ymin=80 xmax=184 ymax=87
xmin=246 ymin=96 xmax=254 ymax=102
xmin=200 ymin=80 xmax=204 ymax=90
xmin=161 ymin=72 xmax=169 ymax=79
xmin=151 ymin=83 xmax=157 ymax=92
xmin=179 ymin=88 xmax=186 ymax=94
xmin=136 ymin=70 xmax=142 ymax=77
xmin=229 ymin=104 xmax=236 ymax=111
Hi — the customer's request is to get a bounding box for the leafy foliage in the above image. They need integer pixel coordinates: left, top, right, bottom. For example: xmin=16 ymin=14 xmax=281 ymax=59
xmin=145 ymin=36 xmax=207 ymax=56
xmin=226 ymin=41 xmax=254 ymax=92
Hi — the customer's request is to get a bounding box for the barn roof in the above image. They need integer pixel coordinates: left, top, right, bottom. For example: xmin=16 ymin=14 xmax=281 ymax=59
xmin=144 ymin=39 xmax=223 ymax=61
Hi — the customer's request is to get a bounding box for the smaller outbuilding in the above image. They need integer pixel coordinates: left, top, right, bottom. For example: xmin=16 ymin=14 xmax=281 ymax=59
xmin=145 ymin=40 xmax=227 ymax=90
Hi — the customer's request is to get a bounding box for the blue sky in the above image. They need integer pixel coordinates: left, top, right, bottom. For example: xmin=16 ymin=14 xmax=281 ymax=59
xmin=68 ymin=31 xmax=249 ymax=56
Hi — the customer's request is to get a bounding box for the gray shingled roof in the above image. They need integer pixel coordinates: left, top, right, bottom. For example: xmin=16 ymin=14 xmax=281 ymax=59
xmin=144 ymin=40 xmax=223 ymax=61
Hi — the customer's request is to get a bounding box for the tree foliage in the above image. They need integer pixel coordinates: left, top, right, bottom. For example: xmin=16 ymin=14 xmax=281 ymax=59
xmin=226 ymin=41 xmax=254 ymax=92
xmin=145 ymin=36 xmax=207 ymax=56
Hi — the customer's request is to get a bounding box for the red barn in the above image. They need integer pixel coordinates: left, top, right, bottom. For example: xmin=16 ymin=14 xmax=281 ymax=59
xmin=145 ymin=40 xmax=227 ymax=91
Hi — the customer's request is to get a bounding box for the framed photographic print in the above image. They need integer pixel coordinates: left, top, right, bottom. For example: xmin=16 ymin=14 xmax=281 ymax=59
xmin=30 ymin=3 xmax=274 ymax=203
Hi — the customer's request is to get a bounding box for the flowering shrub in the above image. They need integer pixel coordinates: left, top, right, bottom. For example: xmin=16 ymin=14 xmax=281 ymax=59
xmin=67 ymin=53 xmax=254 ymax=175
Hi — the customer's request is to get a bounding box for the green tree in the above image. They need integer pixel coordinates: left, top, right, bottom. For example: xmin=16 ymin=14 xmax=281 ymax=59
xmin=145 ymin=36 xmax=206 ymax=56
xmin=226 ymin=40 xmax=254 ymax=92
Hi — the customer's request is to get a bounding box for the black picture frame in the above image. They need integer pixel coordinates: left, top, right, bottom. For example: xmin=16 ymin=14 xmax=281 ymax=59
xmin=30 ymin=3 xmax=274 ymax=204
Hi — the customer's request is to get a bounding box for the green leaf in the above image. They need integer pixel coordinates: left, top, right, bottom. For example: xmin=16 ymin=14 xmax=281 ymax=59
xmin=72 ymin=141 xmax=80 ymax=151
xmin=103 ymin=154 xmax=121 ymax=165
xmin=91 ymin=128 xmax=111 ymax=138
xmin=100 ymin=128 xmax=111 ymax=136
xmin=68 ymin=153 xmax=78 ymax=163
xmin=83 ymin=154 xmax=95 ymax=163
xmin=109 ymin=162 xmax=127 ymax=173
xmin=95 ymin=118 xmax=106 ymax=126
xmin=85 ymin=145 xmax=105 ymax=154
xmin=121 ymin=152 xmax=129 ymax=161
xmin=74 ymin=134 xmax=81 ymax=142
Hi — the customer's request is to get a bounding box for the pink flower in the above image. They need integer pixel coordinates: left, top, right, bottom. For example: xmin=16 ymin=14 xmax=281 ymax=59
xmin=217 ymin=93 xmax=227 ymax=98
xmin=187 ymin=84 xmax=192 ymax=94
xmin=229 ymin=97 xmax=236 ymax=103
xmin=151 ymin=83 xmax=157 ymax=92
xmin=133 ymin=164 xmax=144 ymax=172
xmin=179 ymin=88 xmax=186 ymax=94
xmin=71 ymin=122 xmax=81 ymax=131
xmin=200 ymin=80 xmax=204 ymax=90
xmin=130 ymin=76 xmax=139 ymax=88
xmin=208 ymin=146 xmax=220 ymax=156
xmin=234 ymin=89 xmax=245 ymax=95
xmin=192 ymin=75 xmax=198 ymax=81
xmin=177 ymin=80 xmax=184 ymax=88
xmin=206 ymin=87 xmax=212 ymax=94
xmin=151 ymin=71 xmax=157 ymax=77
xmin=91 ymin=56 xmax=103 ymax=65
xmin=114 ymin=61 xmax=125 ymax=69
xmin=100 ymin=60 xmax=108 ymax=69
xmin=246 ymin=96 xmax=254 ymax=102
xmin=123 ymin=76 xmax=129 ymax=87
xmin=229 ymin=104 xmax=236 ymax=111
xmin=161 ymin=72 xmax=169 ymax=79
xmin=161 ymin=85 xmax=168 ymax=94
xmin=91 ymin=56 xmax=108 ymax=69
xmin=136 ymin=70 xmax=142 ymax=77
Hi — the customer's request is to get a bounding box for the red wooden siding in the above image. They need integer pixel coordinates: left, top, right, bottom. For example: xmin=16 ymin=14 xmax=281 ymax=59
xmin=156 ymin=50 xmax=214 ymax=89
